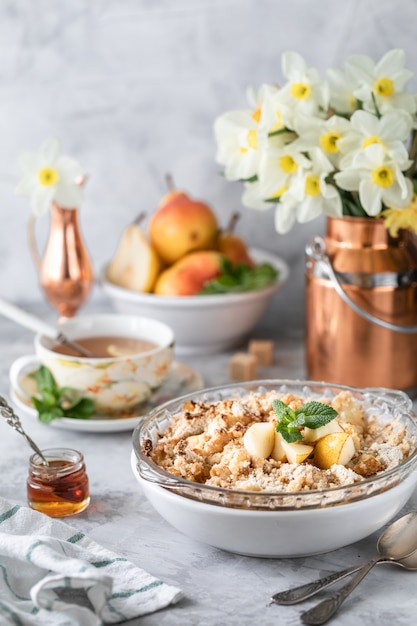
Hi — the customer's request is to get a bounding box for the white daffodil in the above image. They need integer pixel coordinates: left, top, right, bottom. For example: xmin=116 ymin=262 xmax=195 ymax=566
xmin=335 ymin=143 xmax=413 ymax=215
xmin=257 ymin=142 xmax=311 ymax=201
xmin=213 ymin=48 xmax=417 ymax=233
xmin=278 ymin=51 xmax=329 ymax=118
xmin=241 ymin=180 xmax=275 ymax=211
xmin=259 ymin=84 xmax=301 ymax=134
xmin=247 ymin=83 xmax=297 ymax=136
xmin=15 ymin=138 xmax=84 ymax=217
xmin=345 ymin=49 xmax=417 ymax=116
xmin=214 ymin=109 xmax=267 ymax=181
xmin=326 ymin=67 xmax=359 ymax=114
xmin=274 ymin=148 xmax=342 ymax=234
xmin=292 ymin=113 xmax=351 ymax=167
xmin=339 ymin=109 xmax=412 ymax=166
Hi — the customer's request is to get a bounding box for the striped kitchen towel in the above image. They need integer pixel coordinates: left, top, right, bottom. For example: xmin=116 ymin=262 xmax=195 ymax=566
xmin=0 ymin=496 xmax=182 ymax=625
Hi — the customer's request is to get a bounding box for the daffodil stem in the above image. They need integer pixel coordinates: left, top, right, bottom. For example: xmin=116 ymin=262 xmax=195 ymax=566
xmin=406 ymin=130 xmax=417 ymax=179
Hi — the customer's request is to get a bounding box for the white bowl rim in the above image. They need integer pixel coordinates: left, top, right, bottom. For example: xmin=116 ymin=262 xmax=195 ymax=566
xmin=100 ymin=248 xmax=290 ymax=307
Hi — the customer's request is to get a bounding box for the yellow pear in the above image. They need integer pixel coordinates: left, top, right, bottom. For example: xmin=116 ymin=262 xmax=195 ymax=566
xmin=107 ymin=214 xmax=162 ymax=293
xmin=314 ymin=432 xmax=356 ymax=469
xmin=271 ymin=431 xmax=286 ymax=462
xmin=149 ymin=175 xmax=219 ymax=264
xmin=302 ymin=420 xmax=344 ymax=443
xmin=243 ymin=422 xmax=275 ymax=459
xmin=281 ymin=439 xmax=314 ymax=464
xmin=216 ymin=213 xmax=255 ymax=267
xmin=153 ymin=250 xmax=223 ymax=296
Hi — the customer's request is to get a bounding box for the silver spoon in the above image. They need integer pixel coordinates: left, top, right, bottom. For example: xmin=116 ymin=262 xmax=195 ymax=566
xmin=0 ymin=297 xmax=93 ymax=357
xmin=298 ymin=511 xmax=417 ymax=625
xmin=0 ymin=395 xmax=49 ymax=465
xmin=272 ymin=547 xmax=417 ymax=606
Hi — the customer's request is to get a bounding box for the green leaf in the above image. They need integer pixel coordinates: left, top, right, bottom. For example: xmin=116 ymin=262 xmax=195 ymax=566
xmin=295 ymin=401 xmax=338 ymax=429
xmin=31 ymin=365 xmax=95 ymax=423
xmin=38 ymin=406 xmax=65 ymax=424
xmin=63 ymin=398 xmax=95 ymax=420
xmin=273 ymin=398 xmax=338 ymax=443
xmin=35 ymin=365 xmax=58 ymax=394
xmin=272 ymin=399 xmax=296 ymax=422
xmin=276 ymin=422 xmax=303 ymax=443
xmin=199 ymin=260 xmax=278 ymax=295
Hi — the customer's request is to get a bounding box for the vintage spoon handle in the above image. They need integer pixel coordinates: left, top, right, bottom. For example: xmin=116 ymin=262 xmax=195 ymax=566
xmin=300 ymin=556 xmax=381 ymax=625
xmin=271 ymin=564 xmax=362 ymax=605
xmin=0 ymin=396 xmax=49 ymax=465
xmin=0 ymin=297 xmax=93 ymax=357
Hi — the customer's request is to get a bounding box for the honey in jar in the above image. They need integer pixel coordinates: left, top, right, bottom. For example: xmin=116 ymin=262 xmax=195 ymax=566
xmin=27 ymin=448 xmax=90 ymax=517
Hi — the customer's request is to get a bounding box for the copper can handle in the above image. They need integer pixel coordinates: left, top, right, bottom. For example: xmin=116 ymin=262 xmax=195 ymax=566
xmin=306 ymin=236 xmax=417 ymax=334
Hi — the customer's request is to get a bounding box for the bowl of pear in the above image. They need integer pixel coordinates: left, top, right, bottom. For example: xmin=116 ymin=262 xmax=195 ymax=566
xmin=101 ymin=178 xmax=289 ymax=354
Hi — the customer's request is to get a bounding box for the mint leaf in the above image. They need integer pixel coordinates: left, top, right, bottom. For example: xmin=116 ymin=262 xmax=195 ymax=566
xmin=272 ymin=399 xmax=296 ymax=422
xmin=31 ymin=365 xmax=95 ymax=423
xmin=295 ymin=401 xmax=338 ymax=429
xmin=35 ymin=366 xmax=57 ymax=394
xmin=272 ymin=398 xmax=338 ymax=443
xmin=272 ymin=399 xmax=303 ymax=443
xmin=199 ymin=259 xmax=278 ymax=295
xmin=38 ymin=406 xmax=65 ymax=424
xmin=63 ymin=398 xmax=95 ymax=420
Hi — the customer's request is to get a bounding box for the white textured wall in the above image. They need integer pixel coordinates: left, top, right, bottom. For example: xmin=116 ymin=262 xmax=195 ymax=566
xmin=1 ymin=0 xmax=416 ymax=326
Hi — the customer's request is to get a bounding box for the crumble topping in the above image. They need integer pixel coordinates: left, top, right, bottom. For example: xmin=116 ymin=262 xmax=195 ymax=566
xmin=145 ymin=390 xmax=413 ymax=492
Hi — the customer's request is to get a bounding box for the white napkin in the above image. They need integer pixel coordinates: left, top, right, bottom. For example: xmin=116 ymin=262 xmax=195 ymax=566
xmin=0 ymin=496 xmax=182 ymax=625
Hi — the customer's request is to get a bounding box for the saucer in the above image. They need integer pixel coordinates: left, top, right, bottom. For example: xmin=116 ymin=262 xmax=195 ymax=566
xmin=9 ymin=358 xmax=203 ymax=433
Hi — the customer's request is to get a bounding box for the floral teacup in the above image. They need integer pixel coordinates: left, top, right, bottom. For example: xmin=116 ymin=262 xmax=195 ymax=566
xmin=11 ymin=314 xmax=174 ymax=414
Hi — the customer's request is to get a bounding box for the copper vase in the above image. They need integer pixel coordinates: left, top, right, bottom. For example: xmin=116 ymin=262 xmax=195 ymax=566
xmin=305 ymin=216 xmax=417 ymax=390
xmin=29 ymin=203 xmax=94 ymax=318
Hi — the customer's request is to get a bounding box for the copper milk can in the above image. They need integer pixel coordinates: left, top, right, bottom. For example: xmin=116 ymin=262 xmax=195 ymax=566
xmin=305 ymin=216 xmax=417 ymax=390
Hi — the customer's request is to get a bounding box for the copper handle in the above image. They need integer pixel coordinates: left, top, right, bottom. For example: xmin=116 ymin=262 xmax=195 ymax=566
xmin=306 ymin=237 xmax=417 ymax=334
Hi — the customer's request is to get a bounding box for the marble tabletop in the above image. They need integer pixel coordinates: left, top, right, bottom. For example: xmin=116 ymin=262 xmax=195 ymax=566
xmin=0 ymin=297 xmax=416 ymax=626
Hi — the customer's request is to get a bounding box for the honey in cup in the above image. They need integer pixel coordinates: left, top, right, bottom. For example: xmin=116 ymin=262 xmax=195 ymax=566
xmin=51 ymin=335 xmax=158 ymax=358
xmin=34 ymin=314 xmax=175 ymax=414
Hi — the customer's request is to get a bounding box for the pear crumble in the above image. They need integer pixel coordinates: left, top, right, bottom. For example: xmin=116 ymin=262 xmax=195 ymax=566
xmin=143 ymin=390 xmax=414 ymax=493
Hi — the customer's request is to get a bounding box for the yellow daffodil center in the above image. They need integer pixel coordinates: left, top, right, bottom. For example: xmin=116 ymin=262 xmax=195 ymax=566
xmin=252 ymin=107 xmax=261 ymax=123
xmin=362 ymin=136 xmax=384 ymax=149
xmin=374 ymin=77 xmax=395 ymax=97
xmin=269 ymin=185 xmax=288 ymax=199
xmin=38 ymin=167 xmax=59 ymax=186
xmin=290 ymin=82 xmax=311 ymax=100
xmin=239 ymin=129 xmax=258 ymax=154
xmin=247 ymin=129 xmax=258 ymax=150
xmin=269 ymin=111 xmax=284 ymax=133
xmin=279 ymin=155 xmax=298 ymax=174
xmin=371 ymin=165 xmax=394 ymax=188
xmin=305 ymin=175 xmax=320 ymax=197
xmin=320 ymin=132 xmax=341 ymax=154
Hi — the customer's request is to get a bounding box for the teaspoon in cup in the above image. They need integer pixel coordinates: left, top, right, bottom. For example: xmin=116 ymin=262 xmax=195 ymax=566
xmin=298 ymin=511 xmax=417 ymax=625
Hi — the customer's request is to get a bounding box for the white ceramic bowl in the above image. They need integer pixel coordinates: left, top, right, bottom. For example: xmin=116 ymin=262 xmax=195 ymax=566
xmin=100 ymin=249 xmax=289 ymax=355
xmin=131 ymin=380 xmax=417 ymax=558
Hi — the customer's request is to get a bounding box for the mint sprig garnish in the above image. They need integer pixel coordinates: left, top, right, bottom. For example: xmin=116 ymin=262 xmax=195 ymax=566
xmin=272 ymin=399 xmax=338 ymax=443
xmin=31 ymin=365 xmax=95 ymax=424
xmin=199 ymin=258 xmax=278 ymax=295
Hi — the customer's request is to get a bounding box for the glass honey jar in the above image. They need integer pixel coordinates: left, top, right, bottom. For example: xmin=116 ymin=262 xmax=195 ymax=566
xmin=27 ymin=448 xmax=90 ymax=517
